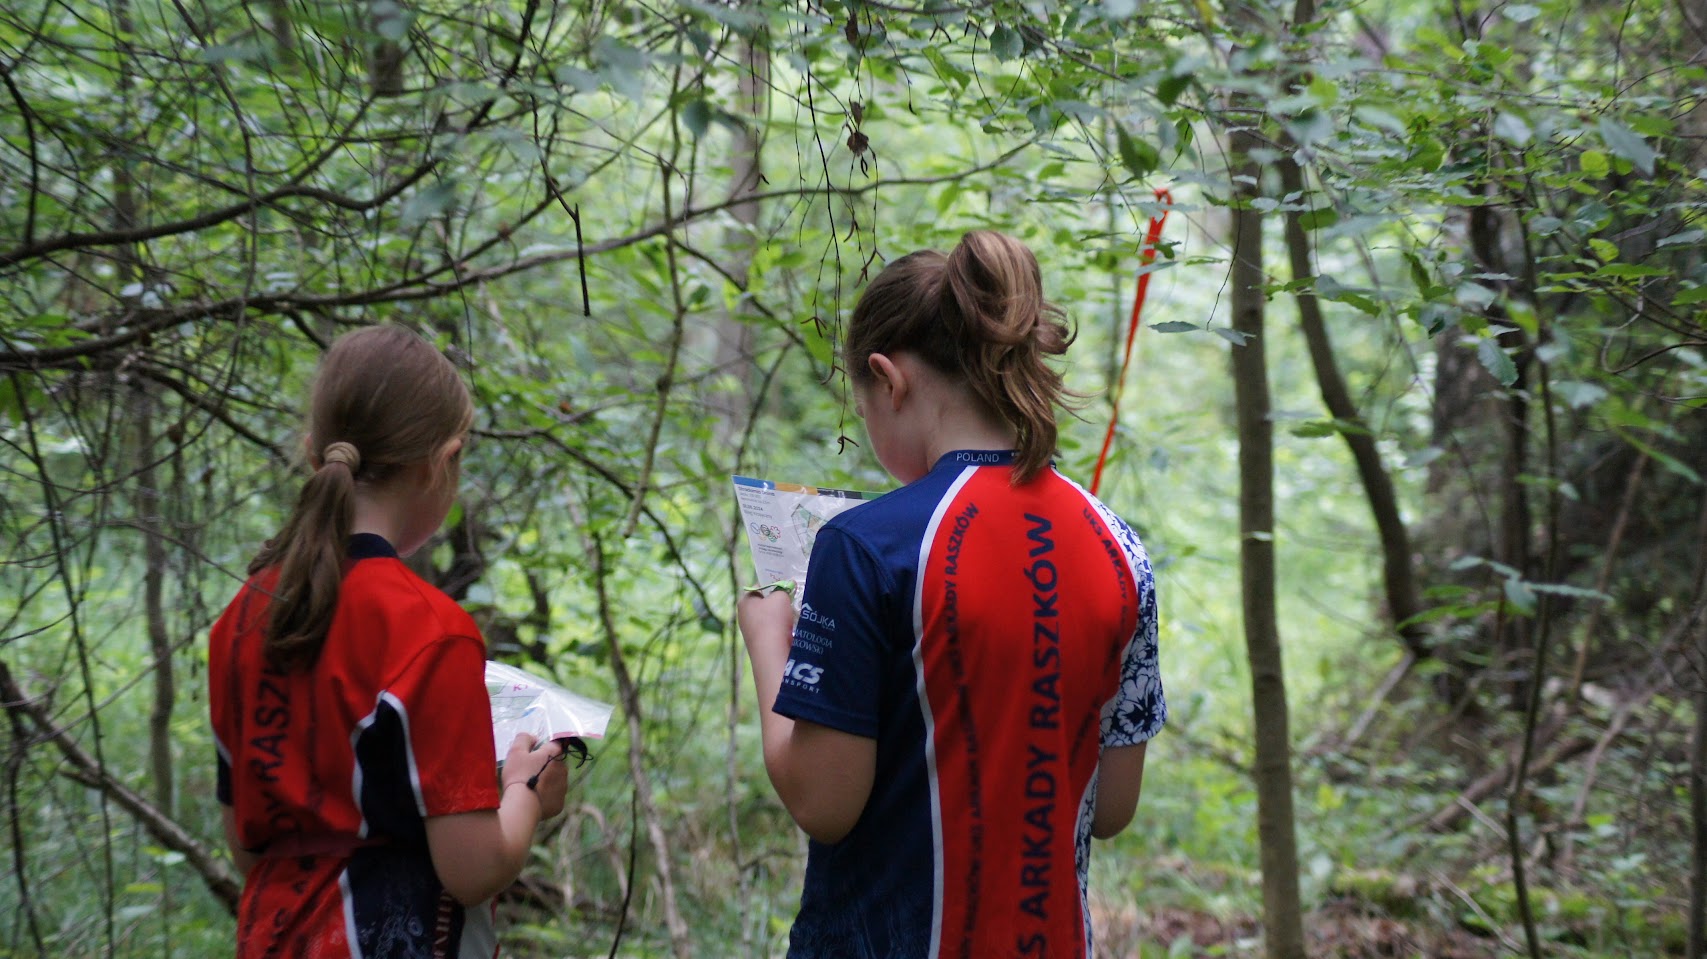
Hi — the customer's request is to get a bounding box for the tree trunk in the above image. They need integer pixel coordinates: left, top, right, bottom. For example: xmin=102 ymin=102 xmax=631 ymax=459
xmin=711 ymin=35 xmax=768 ymax=443
xmin=136 ymin=385 xmax=175 ymax=815
xmin=588 ymin=534 xmax=693 ymax=959
xmin=1469 ymin=199 xmax=1534 ymax=702
xmin=1230 ymin=131 xmax=1306 ymax=959
xmin=1277 ymin=156 xmax=1427 ymax=662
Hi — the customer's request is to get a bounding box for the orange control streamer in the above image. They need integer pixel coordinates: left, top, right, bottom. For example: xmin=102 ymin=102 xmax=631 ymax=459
xmin=1090 ymin=188 xmax=1173 ymax=497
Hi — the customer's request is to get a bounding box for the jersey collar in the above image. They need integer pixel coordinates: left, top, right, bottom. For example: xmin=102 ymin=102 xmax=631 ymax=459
xmin=936 ymin=449 xmax=1017 ymax=469
xmin=348 ymin=533 xmax=399 ymax=560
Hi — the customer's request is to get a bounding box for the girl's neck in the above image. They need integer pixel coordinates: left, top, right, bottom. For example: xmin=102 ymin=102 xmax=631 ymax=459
xmin=922 ymin=409 xmax=1015 ymax=466
xmin=350 ymin=491 xmax=408 ymax=548
xmin=911 ymin=374 xmax=1017 ymax=467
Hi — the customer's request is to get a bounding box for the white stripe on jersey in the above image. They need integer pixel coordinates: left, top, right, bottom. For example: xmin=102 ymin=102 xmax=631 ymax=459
xmin=912 ymin=465 xmax=979 ymax=959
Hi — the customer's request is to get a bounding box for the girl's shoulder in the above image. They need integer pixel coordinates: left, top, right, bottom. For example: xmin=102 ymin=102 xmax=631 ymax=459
xmin=342 ymin=558 xmax=483 ymax=642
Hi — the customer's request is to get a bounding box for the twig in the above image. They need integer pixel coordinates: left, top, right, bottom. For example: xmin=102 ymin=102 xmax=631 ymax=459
xmin=1427 ymin=867 xmax=1527 ymax=955
xmin=1338 ymin=653 xmax=1415 ymax=752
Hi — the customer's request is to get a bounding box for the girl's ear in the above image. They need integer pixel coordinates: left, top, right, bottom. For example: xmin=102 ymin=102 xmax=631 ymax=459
xmin=435 ymin=436 xmax=464 ymax=470
xmin=866 ymin=353 xmax=909 ymax=410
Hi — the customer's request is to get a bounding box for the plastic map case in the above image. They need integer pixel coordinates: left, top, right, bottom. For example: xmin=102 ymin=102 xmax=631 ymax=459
xmin=485 ymin=661 xmax=614 ymax=760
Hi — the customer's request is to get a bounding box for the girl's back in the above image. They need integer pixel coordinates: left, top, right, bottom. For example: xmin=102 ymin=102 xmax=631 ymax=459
xmin=210 ymin=533 xmax=501 ymax=957
xmin=776 ymin=451 xmax=1163 ymax=958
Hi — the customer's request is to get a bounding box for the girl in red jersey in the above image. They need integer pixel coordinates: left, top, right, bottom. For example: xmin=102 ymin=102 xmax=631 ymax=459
xmin=738 ymin=231 xmax=1166 ymax=959
xmin=209 ymin=325 xmax=570 ymax=958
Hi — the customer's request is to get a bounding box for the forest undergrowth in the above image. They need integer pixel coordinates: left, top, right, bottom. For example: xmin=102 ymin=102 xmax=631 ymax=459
xmin=441 ymin=657 xmax=1690 ymax=959
xmin=482 ymin=630 xmax=1684 ymax=959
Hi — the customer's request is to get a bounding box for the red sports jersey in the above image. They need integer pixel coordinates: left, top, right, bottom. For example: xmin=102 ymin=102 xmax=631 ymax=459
xmin=773 ymin=450 xmax=1166 ymax=959
xmin=209 ymin=534 xmax=502 ymax=959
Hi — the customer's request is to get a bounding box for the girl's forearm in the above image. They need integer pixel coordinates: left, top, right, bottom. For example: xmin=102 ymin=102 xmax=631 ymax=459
xmin=425 ymin=788 xmax=541 ymax=906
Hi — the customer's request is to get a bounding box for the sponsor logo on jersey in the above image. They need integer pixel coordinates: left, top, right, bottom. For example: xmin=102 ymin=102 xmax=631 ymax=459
xmin=783 ymin=658 xmax=824 ymax=686
xmin=798 ymin=603 xmax=836 ymax=632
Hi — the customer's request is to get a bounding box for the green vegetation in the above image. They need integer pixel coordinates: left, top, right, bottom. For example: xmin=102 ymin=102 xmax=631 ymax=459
xmin=0 ymin=0 xmax=1700 ymax=956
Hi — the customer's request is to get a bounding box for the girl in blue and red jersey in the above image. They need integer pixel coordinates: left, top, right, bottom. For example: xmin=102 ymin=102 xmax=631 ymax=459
xmin=208 ymin=324 xmax=570 ymax=958
xmin=738 ymin=231 xmax=1167 ymax=959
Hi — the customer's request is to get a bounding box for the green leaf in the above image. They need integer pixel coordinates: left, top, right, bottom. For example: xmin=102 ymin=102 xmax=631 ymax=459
xmin=1597 ymin=263 xmax=1668 ymax=279
xmin=1504 ymin=577 xmax=1537 ymax=614
xmin=1157 ymin=72 xmax=1191 ymax=107
xmin=1213 ymin=327 xmax=1254 ymax=346
xmin=595 ymin=36 xmax=648 ymax=101
xmin=1673 ymin=286 xmax=1707 ymax=307
xmin=681 ymin=99 xmax=711 ymax=139
xmin=1306 ymin=75 xmax=1338 ymax=108
xmin=1493 ymin=111 xmax=1531 ymax=146
xmin=1404 ymin=446 xmax=1445 ymax=469
xmin=1115 ymin=124 xmax=1159 ymax=178
xmin=1528 ymin=581 xmax=1610 ymax=602
xmin=1621 ymin=433 xmax=1703 ymax=485
xmin=1478 ymin=339 xmax=1518 ymax=386
xmin=1580 ymin=150 xmax=1609 ymax=178
xmin=1406 ymin=252 xmax=1432 ymax=291
xmin=989 ymin=24 xmax=1022 ymax=61
xmin=1150 ymin=321 xmax=1199 ymax=333
xmin=1297 ymin=206 xmax=1338 ymax=231
xmin=1552 ymin=380 xmax=1607 ymax=410
xmin=1505 ymin=4 xmax=1542 ymax=22
xmin=400 ymin=182 xmax=458 ymax=226
xmin=1354 ymin=106 xmax=1406 ymax=135
xmin=1598 ymin=118 xmax=1657 ymax=176
xmin=1588 ymin=238 xmax=1619 ymax=262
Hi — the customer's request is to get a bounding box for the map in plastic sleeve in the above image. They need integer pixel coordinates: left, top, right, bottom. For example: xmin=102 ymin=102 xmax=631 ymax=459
xmin=485 ymin=661 xmax=614 ymax=757
xmin=732 ymin=475 xmax=878 ymax=600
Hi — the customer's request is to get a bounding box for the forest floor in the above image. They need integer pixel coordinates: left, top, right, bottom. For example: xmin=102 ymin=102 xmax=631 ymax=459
xmin=1107 ymin=903 xmax=1505 ymax=958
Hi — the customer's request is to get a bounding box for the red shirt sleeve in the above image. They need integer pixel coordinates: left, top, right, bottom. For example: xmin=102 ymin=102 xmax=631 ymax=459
xmin=389 ymin=633 xmax=502 ymax=818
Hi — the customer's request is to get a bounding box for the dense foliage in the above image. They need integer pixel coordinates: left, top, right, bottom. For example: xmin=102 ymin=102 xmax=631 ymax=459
xmin=1 ymin=0 xmax=1701 ymax=956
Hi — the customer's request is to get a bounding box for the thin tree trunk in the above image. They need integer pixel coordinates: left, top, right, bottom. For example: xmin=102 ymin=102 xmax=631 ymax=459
xmin=588 ymin=534 xmax=693 ymax=959
xmin=712 ymin=34 xmax=767 ymax=440
xmin=1278 ymin=156 xmax=1426 ymax=661
xmin=1230 ymin=129 xmax=1306 ymax=959
xmin=1469 ymin=198 xmax=1533 ymax=699
xmin=136 ymin=386 xmax=174 ymax=814
xmin=1504 ymin=360 xmax=1564 ymax=959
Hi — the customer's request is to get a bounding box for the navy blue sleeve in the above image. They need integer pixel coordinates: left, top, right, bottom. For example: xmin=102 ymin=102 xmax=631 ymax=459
xmin=772 ymin=525 xmax=893 ymax=739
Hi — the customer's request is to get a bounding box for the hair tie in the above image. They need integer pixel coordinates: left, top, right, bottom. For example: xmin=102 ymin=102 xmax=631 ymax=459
xmin=321 ymin=441 xmax=361 ymax=473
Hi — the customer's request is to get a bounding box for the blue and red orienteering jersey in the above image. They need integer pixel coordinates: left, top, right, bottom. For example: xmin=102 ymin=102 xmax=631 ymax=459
xmin=209 ymin=533 xmax=503 ymax=959
xmin=772 ymin=450 xmax=1166 ymax=959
